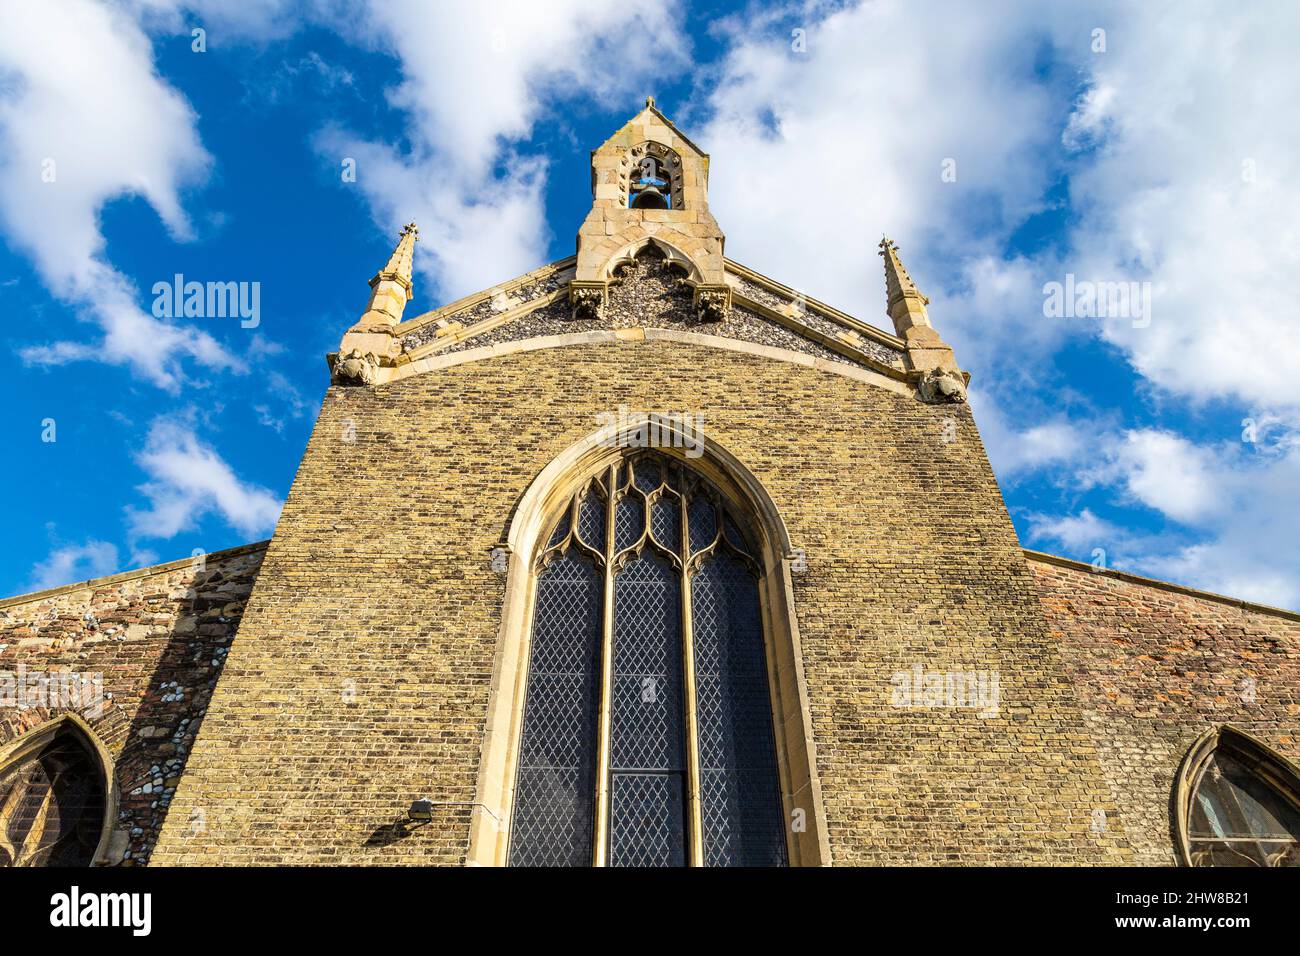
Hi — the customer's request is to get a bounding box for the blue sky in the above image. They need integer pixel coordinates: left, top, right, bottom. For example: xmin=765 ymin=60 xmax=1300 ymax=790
xmin=2 ymin=0 xmax=1298 ymax=610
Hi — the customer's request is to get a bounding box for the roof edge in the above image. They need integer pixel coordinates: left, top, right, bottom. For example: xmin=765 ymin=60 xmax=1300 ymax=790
xmin=0 ymin=540 xmax=271 ymax=611
xmin=1023 ymin=548 xmax=1300 ymax=622
xmin=395 ymin=256 xmax=576 ymax=338
xmin=724 ymin=257 xmax=904 ymax=350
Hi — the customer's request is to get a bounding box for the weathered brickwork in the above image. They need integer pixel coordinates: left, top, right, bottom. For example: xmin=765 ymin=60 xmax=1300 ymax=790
xmin=0 ymin=543 xmax=267 ymax=865
xmin=1029 ymin=555 xmax=1300 ymax=864
xmin=151 ymin=334 xmax=1129 ymax=865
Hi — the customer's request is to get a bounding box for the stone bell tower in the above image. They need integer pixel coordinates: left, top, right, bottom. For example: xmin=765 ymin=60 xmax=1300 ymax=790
xmin=571 ymin=96 xmax=731 ymax=324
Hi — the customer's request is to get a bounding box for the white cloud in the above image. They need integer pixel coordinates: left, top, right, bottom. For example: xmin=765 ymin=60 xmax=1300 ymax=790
xmin=27 ymin=540 xmax=120 ymax=592
xmin=126 ymin=414 xmax=282 ymax=542
xmin=0 ymin=0 xmax=238 ymax=390
xmin=318 ymin=0 xmax=691 ymax=300
xmin=1026 ymin=431 xmax=1300 ymax=609
xmin=969 ymin=388 xmax=1089 ymax=479
xmin=697 ymin=0 xmax=1062 ymax=323
xmin=1056 ymin=3 xmax=1300 ymax=417
xmin=1113 ymin=430 xmax=1220 ymax=524
xmin=693 ymin=1 xmax=1300 ymax=608
xmin=1025 ymin=508 xmax=1125 ymax=555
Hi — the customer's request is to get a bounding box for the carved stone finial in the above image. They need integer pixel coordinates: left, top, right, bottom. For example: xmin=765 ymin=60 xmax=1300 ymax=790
xmin=332 ymin=348 xmax=378 ymax=386
xmin=645 ymin=95 xmax=655 ymax=109
xmin=401 ymin=221 xmax=419 ymax=239
xmin=917 ymin=367 xmax=968 ymax=404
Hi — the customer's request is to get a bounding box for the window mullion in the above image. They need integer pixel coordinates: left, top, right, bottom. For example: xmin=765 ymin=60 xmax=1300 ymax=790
xmin=592 ymin=465 xmax=618 ymax=867
xmin=680 ymin=486 xmax=705 ymax=866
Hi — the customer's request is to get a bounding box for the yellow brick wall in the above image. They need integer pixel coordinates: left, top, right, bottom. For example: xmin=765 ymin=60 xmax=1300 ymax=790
xmin=152 ymin=337 xmax=1129 ymax=864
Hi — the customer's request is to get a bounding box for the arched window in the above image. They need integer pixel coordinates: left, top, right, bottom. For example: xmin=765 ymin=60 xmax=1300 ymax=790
xmin=629 ymin=156 xmax=672 ymax=209
xmin=508 ymin=451 xmax=787 ymax=866
xmin=0 ymin=717 xmax=112 ymax=867
xmin=623 ymin=142 xmax=683 ymax=211
xmin=1175 ymin=725 xmax=1300 ymax=868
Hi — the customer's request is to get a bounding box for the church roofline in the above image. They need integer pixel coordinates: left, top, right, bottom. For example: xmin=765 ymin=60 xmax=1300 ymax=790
xmin=389 ymin=326 xmax=916 ymax=397
xmin=392 ymin=254 xmax=906 ymax=363
xmin=4 ymin=535 xmax=1293 ymax=624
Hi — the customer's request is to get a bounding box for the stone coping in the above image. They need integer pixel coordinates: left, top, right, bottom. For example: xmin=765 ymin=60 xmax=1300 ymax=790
xmin=7 ymin=540 xmax=1290 ymax=625
xmin=0 ymin=541 xmax=271 ymax=610
xmin=392 ymin=254 xmax=904 ymax=355
xmin=1022 ymin=548 xmax=1300 ymax=622
xmin=387 ymin=327 xmax=918 ymax=398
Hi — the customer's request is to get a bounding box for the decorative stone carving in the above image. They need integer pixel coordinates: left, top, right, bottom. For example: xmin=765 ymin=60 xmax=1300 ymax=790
xmin=692 ymin=285 xmax=730 ymax=324
xmin=332 ymin=348 xmax=378 ymax=386
xmin=569 ymin=281 xmax=606 ymax=321
xmin=917 ymin=367 xmax=968 ymax=404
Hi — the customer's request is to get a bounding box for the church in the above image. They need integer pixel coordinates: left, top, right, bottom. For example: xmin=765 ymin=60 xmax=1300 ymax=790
xmin=2 ymin=102 xmax=1298 ymax=867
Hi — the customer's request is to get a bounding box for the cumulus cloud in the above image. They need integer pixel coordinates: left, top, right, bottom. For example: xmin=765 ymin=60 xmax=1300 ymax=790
xmin=0 ymin=0 xmax=240 ymax=390
xmin=26 ymin=540 xmax=121 ymax=592
xmin=697 ymin=0 xmax=1063 ymax=324
xmin=126 ymin=414 xmax=282 ymax=543
xmin=695 ymin=1 xmax=1300 ymax=607
xmin=1025 ymin=428 xmax=1300 ymax=608
xmin=317 ymin=0 xmax=691 ymax=300
xmin=969 ymin=388 xmax=1089 ymax=480
xmin=1057 ymin=2 xmax=1300 ymax=418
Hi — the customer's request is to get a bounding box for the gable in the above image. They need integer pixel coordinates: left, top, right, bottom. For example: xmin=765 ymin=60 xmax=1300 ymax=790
xmin=394 ymin=245 xmax=907 ymax=381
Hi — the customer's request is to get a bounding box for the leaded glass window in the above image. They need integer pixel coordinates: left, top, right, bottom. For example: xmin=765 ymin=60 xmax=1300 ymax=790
xmin=0 ymin=723 xmax=107 ymax=867
xmin=1179 ymin=729 xmax=1300 ymax=868
xmin=508 ymin=452 xmax=788 ymax=867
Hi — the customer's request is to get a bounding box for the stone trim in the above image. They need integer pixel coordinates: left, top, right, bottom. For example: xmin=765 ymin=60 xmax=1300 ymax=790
xmin=724 ymin=257 xmax=905 ymax=351
xmin=730 ymin=290 xmax=907 ymax=381
xmin=389 ymin=328 xmax=917 ymax=399
xmin=0 ymin=541 xmax=271 ymax=610
xmin=1022 ymin=548 xmax=1300 ymax=622
xmin=395 ymin=256 xmax=577 ymax=339
xmin=400 ymin=289 xmax=570 ymax=363
xmin=391 ymin=255 xmax=905 ymax=371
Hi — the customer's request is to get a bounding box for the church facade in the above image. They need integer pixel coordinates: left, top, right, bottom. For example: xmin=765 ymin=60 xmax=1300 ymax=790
xmin=3 ymin=104 xmax=1299 ymax=867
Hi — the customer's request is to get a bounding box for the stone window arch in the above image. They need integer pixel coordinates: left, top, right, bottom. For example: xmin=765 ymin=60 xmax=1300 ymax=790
xmin=469 ymin=422 xmax=829 ymax=866
xmin=0 ymin=714 xmax=117 ymax=867
xmin=1174 ymin=725 xmax=1300 ymax=867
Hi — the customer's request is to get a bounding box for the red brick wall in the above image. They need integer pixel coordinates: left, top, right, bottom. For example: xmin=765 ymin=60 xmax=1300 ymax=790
xmin=1028 ymin=553 xmax=1300 ymax=864
xmin=0 ymin=542 xmax=266 ymax=865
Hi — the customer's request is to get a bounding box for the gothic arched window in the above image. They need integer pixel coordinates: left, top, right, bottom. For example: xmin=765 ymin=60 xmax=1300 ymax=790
xmin=508 ymin=451 xmax=787 ymax=866
xmin=1175 ymin=725 xmax=1300 ymax=868
xmin=0 ymin=718 xmax=111 ymax=867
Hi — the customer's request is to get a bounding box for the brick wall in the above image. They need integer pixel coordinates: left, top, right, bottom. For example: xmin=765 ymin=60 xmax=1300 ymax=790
xmin=0 ymin=543 xmax=267 ymax=865
xmin=151 ymin=328 xmax=1130 ymax=865
xmin=1028 ymin=553 xmax=1300 ymax=864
